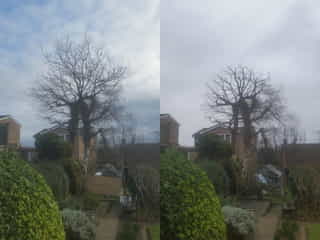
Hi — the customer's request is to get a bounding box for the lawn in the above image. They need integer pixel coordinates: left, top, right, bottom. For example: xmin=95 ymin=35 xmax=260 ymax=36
xmin=307 ymin=223 xmax=320 ymax=240
xmin=147 ymin=224 xmax=160 ymax=240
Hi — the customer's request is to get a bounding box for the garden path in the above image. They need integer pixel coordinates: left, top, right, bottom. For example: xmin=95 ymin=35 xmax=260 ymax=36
xmin=95 ymin=203 xmax=120 ymax=240
xmin=254 ymin=205 xmax=282 ymax=240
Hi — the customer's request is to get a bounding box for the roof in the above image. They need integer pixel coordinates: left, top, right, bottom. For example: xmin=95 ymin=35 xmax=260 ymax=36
xmin=160 ymin=113 xmax=180 ymax=126
xmin=192 ymin=123 xmax=229 ymax=138
xmin=0 ymin=115 xmax=21 ymax=127
xmin=34 ymin=125 xmax=68 ymax=138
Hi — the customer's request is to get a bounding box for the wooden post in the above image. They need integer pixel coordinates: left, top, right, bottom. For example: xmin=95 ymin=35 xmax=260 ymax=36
xmin=281 ymin=138 xmax=288 ymax=196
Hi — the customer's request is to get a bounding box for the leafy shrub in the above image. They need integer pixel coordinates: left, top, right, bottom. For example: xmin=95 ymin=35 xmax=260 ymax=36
xmin=116 ymin=222 xmax=140 ymax=240
xmin=62 ymin=208 xmax=96 ymax=240
xmin=198 ymin=159 xmax=230 ymax=196
xmin=274 ymin=220 xmax=298 ymax=240
xmin=222 ymin=206 xmax=255 ymax=239
xmin=35 ymin=132 xmax=72 ymax=161
xmin=60 ymin=196 xmax=83 ymax=210
xmin=288 ymin=167 xmax=320 ymax=220
xmin=160 ymin=149 xmax=226 ymax=240
xmin=0 ymin=151 xmax=65 ymax=239
xmin=33 ymin=161 xmax=70 ymax=202
xmin=129 ymin=165 xmax=160 ymax=219
xmin=82 ymin=192 xmax=101 ymax=211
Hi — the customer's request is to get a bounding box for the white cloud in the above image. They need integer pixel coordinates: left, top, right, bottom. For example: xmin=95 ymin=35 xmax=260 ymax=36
xmin=0 ymin=0 xmax=159 ymax=146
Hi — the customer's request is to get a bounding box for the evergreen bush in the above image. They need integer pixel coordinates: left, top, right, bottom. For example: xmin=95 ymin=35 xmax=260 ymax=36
xmin=0 ymin=151 xmax=65 ymax=239
xmin=160 ymin=149 xmax=226 ymax=240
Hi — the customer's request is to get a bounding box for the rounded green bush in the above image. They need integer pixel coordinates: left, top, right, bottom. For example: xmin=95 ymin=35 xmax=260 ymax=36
xmin=0 ymin=151 xmax=65 ymax=239
xmin=161 ymin=149 xmax=226 ymax=240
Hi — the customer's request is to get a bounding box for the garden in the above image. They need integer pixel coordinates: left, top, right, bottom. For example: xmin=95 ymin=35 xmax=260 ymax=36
xmin=160 ymin=133 xmax=320 ymax=240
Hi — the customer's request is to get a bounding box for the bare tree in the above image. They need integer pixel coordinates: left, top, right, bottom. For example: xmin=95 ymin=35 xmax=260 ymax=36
xmin=118 ymin=112 xmax=138 ymax=144
xmin=31 ymin=36 xmax=126 ymax=173
xmin=205 ymin=65 xmax=285 ymax=152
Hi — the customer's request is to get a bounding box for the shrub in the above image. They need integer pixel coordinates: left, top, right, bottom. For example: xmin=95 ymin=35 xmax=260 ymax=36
xmin=288 ymin=166 xmax=320 ymax=220
xmin=35 ymin=132 xmax=72 ymax=161
xmin=222 ymin=206 xmax=255 ymax=239
xmin=160 ymin=149 xmax=226 ymax=240
xmin=33 ymin=161 xmax=70 ymax=203
xmin=129 ymin=165 xmax=160 ymax=219
xmin=82 ymin=192 xmax=101 ymax=211
xmin=0 ymin=151 xmax=65 ymax=239
xmin=116 ymin=222 xmax=140 ymax=240
xmin=62 ymin=208 xmax=96 ymax=240
xmin=196 ymin=134 xmax=233 ymax=161
xmin=274 ymin=220 xmax=298 ymax=240
xmin=198 ymin=159 xmax=230 ymax=196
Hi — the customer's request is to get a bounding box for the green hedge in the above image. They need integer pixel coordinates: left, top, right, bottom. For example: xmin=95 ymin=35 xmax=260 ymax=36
xmin=0 ymin=151 xmax=65 ymax=240
xmin=160 ymin=149 xmax=226 ymax=240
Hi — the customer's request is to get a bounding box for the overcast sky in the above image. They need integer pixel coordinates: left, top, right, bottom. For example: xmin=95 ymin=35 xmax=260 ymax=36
xmin=0 ymin=0 xmax=159 ymax=146
xmin=161 ymin=0 xmax=320 ymax=146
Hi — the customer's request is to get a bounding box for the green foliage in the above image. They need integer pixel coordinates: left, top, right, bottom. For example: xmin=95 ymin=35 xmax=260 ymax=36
xmin=307 ymin=223 xmax=320 ymax=240
xmin=288 ymin=167 xmax=320 ymax=220
xmin=33 ymin=162 xmax=70 ymax=203
xmin=160 ymin=149 xmax=226 ymax=240
xmin=116 ymin=222 xmax=140 ymax=240
xmin=274 ymin=220 xmax=298 ymax=240
xmin=0 ymin=151 xmax=65 ymax=240
xmin=198 ymin=159 xmax=230 ymax=196
xmin=196 ymin=135 xmax=233 ymax=161
xmin=147 ymin=224 xmax=160 ymax=240
xmin=222 ymin=206 xmax=255 ymax=239
xmin=35 ymin=132 xmax=72 ymax=161
xmin=59 ymin=193 xmax=101 ymax=211
xmin=61 ymin=208 xmax=95 ymax=240
xmin=82 ymin=192 xmax=101 ymax=211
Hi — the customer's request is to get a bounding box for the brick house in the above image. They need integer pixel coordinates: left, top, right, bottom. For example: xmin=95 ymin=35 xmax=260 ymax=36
xmin=0 ymin=115 xmax=21 ymax=149
xmin=160 ymin=113 xmax=198 ymax=160
xmin=193 ymin=124 xmax=257 ymax=170
xmin=160 ymin=114 xmax=179 ymax=149
xmin=34 ymin=126 xmax=97 ymax=174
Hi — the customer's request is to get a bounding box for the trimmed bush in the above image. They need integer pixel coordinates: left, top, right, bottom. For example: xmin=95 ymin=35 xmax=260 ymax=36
xmin=62 ymin=208 xmax=96 ymax=240
xmin=161 ymin=149 xmax=226 ymax=240
xmin=222 ymin=206 xmax=255 ymax=239
xmin=33 ymin=162 xmax=70 ymax=203
xmin=0 ymin=151 xmax=65 ymax=239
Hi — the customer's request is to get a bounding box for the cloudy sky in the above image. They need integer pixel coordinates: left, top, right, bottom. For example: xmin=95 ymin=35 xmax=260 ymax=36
xmin=161 ymin=0 xmax=320 ymax=146
xmin=0 ymin=0 xmax=159 ymax=146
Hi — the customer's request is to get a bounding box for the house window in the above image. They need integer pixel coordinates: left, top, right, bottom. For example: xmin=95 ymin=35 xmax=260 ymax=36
xmin=0 ymin=124 xmax=8 ymax=145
